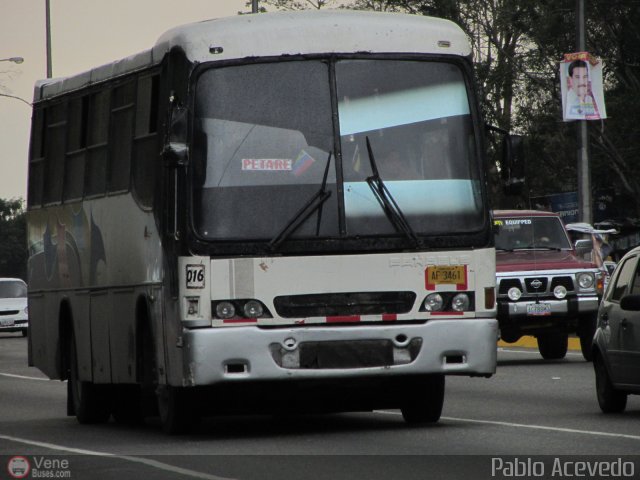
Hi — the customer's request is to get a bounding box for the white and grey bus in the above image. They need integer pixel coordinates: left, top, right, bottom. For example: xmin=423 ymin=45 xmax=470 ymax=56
xmin=27 ymin=10 xmax=498 ymax=433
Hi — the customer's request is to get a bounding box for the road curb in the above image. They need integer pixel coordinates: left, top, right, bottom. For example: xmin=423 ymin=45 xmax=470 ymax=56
xmin=498 ymin=336 xmax=581 ymax=351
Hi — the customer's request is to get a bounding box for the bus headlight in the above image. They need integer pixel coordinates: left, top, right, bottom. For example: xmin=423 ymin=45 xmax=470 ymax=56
xmin=243 ymin=300 xmax=264 ymax=318
xmin=577 ymin=272 xmax=595 ymax=289
xmin=451 ymin=293 xmax=470 ymax=312
xmin=215 ymin=301 xmax=236 ymax=319
xmin=423 ymin=293 xmax=444 ymax=312
xmin=212 ymin=299 xmax=273 ymax=320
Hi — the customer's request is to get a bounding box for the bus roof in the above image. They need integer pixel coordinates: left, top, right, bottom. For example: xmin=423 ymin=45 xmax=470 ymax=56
xmin=34 ymin=9 xmax=470 ymax=102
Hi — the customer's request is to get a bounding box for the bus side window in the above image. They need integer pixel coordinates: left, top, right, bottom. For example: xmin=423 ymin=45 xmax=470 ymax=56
xmin=109 ymin=80 xmax=135 ymax=193
xmin=42 ymin=101 xmax=67 ymax=205
xmin=133 ymin=74 xmax=159 ymax=208
xmin=64 ymin=96 xmax=88 ymax=202
xmin=28 ymin=108 xmax=46 ymax=208
xmin=84 ymin=90 xmax=110 ymax=197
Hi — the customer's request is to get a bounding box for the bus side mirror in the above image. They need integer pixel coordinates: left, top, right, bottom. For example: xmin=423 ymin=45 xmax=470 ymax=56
xmin=501 ymin=134 xmax=526 ymax=195
xmin=163 ymin=142 xmax=189 ymax=167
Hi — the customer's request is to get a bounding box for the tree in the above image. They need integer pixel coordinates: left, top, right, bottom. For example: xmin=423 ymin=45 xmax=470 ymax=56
xmin=0 ymin=198 xmax=27 ymax=280
xmin=250 ymin=0 xmax=640 ymax=220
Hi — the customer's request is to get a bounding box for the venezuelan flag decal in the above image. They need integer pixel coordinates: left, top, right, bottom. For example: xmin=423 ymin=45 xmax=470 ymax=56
xmin=292 ymin=150 xmax=315 ymax=176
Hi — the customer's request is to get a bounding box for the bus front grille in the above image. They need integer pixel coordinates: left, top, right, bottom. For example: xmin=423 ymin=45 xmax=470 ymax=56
xmin=273 ymin=291 xmax=416 ymax=318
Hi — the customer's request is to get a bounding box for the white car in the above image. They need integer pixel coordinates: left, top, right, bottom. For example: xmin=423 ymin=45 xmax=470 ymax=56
xmin=0 ymin=278 xmax=28 ymax=336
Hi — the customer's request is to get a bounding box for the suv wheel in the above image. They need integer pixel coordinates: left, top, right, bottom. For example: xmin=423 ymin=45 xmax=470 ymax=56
xmin=537 ymin=333 xmax=568 ymax=360
xmin=578 ymin=315 xmax=597 ymax=362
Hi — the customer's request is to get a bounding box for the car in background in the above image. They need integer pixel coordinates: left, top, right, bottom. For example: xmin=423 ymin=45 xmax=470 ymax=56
xmin=0 ymin=278 xmax=28 ymax=336
xmin=494 ymin=210 xmax=603 ymax=361
xmin=592 ymin=246 xmax=640 ymax=413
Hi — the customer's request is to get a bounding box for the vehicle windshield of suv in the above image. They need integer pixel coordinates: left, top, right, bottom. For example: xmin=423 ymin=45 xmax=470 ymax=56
xmin=494 ymin=216 xmax=572 ymax=251
xmin=0 ymin=281 xmax=27 ymax=298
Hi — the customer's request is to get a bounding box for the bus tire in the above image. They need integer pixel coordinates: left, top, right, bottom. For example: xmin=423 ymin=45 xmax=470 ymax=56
xmin=537 ymin=332 xmax=568 ymax=360
xmin=111 ymin=385 xmax=145 ymax=425
xmin=400 ymin=374 xmax=445 ymax=425
xmin=157 ymin=385 xmax=196 ymax=434
xmin=67 ymin=331 xmax=111 ymax=424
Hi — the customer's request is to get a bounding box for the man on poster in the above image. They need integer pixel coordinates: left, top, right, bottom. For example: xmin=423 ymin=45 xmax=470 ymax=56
xmin=560 ymin=52 xmax=607 ymax=121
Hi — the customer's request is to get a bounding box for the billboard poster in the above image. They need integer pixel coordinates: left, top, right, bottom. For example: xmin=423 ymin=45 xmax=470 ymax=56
xmin=560 ymin=52 xmax=607 ymax=121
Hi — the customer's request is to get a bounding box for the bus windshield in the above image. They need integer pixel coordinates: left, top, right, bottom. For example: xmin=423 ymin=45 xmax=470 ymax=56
xmin=192 ymin=58 xmax=484 ymax=243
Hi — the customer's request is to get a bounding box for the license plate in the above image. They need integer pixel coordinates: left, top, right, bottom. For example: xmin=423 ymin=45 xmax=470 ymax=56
xmin=527 ymin=303 xmax=551 ymax=316
xmin=426 ymin=266 xmax=466 ymax=285
xmin=0 ymin=320 xmax=14 ymax=327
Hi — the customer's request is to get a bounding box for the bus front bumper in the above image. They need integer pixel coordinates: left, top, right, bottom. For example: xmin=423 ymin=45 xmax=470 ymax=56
xmin=179 ymin=318 xmax=498 ymax=386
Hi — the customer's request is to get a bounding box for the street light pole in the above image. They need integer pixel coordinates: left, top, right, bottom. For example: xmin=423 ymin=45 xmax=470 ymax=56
xmin=576 ymin=0 xmax=591 ymax=225
xmin=0 ymin=57 xmax=24 ymax=64
xmin=46 ymin=0 xmax=53 ymax=78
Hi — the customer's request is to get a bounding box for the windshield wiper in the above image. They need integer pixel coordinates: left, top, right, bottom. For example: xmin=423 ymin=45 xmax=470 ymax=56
xmin=364 ymin=137 xmax=420 ymax=248
xmin=268 ymin=152 xmax=333 ymax=251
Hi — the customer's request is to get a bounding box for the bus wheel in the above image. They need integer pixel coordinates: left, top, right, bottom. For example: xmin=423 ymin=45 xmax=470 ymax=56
xmin=400 ymin=375 xmax=445 ymax=425
xmin=156 ymin=385 xmax=196 ymax=434
xmin=112 ymin=385 xmax=145 ymax=425
xmin=537 ymin=332 xmax=568 ymax=360
xmin=67 ymin=331 xmax=111 ymax=424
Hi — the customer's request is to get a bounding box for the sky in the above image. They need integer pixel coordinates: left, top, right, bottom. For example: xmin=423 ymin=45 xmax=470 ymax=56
xmin=0 ymin=0 xmax=256 ymax=201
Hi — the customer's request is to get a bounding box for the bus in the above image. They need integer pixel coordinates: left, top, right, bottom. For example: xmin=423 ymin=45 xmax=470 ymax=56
xmin=27 ymin=9 xmax=498 ymax=434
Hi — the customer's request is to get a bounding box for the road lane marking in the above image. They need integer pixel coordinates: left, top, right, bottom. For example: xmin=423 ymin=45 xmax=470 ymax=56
xmin=376 ymin=411 xmax=640 ymax=441
xmin=0 ymin=372 xmax=51 ymax=381
xmin=0 ymin=433 xmax=236 ymax=480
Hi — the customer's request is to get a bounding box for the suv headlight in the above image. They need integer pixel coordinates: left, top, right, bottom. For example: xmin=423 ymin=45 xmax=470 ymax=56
xmin=577 ymin=272 xmax=595 ymax=289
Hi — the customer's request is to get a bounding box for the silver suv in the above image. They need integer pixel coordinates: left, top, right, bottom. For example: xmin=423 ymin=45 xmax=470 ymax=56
xmin=592 ymin=246 xmax=640 ymax=412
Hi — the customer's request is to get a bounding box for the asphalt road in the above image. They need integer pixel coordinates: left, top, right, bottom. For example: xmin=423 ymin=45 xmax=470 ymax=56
xmin=1 ymin=332 xmax=639 ymax=480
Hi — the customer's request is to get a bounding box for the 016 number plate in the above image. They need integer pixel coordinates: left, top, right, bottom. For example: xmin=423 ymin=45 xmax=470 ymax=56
xmin=526 ymin=303 xmax=551 ymax=316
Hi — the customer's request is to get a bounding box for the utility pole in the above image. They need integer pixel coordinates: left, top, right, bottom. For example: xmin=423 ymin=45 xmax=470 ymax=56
xmin=252 ymin=0 xmax=259 ymax=13
xmin=576 ymin=0 xmax=591 ymax=224
xmin=46 ymin=0 xmax=52 ymax=78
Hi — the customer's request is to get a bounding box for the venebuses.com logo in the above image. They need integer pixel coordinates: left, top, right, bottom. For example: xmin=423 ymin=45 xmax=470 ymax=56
xmin=6 ymin=455 xmax=72 ymax=478
xmin=7 ymin=456 xmax=30 ymax=479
